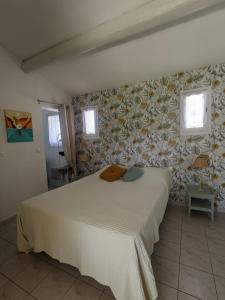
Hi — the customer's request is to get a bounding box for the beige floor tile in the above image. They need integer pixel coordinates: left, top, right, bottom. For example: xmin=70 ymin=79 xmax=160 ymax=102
xmin=13 ymin=258 xmax=53 ymax=292
xmin=214 ymin=213 xmax=225 ymax=226
xmin=154 ymin=240 xmax=180 ymax=263
xmin=35 ymin=252 xmax=80 ymax=278
xmin=0 ymin=273 xmax=8 ymax=288
xmin=159 ymin=228 xmax=181 ymax=244
xmin=206 ymin=226 xmax=225 ymax=241
xmin=24 ymin=296 xmax=36 ymax=300
xmin=163 ymin=216 xmax=182 ymax=227
xmin=104 ymin=286 xmax=115 ymax=298
xmin=208 ymin=238 xmax=225 ymax=256
xmin=38 ymin=253 xmax=80 ymax=277
xmin=0 ymin=252 xmax=36 ymax=278
xmin=0 ymin=221 xmax=16 ymax=236
xmin=215 ymin=275 xmax=225 ymax=300
xmin=58 ymin=262 xmax=80 ymax=278
xmin=156 ymin=282 xmax=177 ymax=300
xmin=0 ymin=216 xmax=16 ymax=227
xmin=100 ymin=295 xmax=115 ymax=300
xmin=80 ymin=275 xmax=105 ymax=290
xmin=0 ymin=280 xmax=27 ymax=300
xmin=1 ymin=207 xmax=222 ymax=300
xmin=179 ymin=265 xmax=217 ymax=300
xmin=0 ymin=225 xmax=17 ymax=245
xmin=0 ymin=239 xmax=16 ymax=266
xmin=180 ymin=246 xmax=212 ymax=273
xmin=182 ymin=222 xmax=205 ymax=236
xmin=182 ymin=212 xmax=212 ymax=226
xmin=165 ymin=206 xmax=185 ymax=219
xmin=63 ymin=279 xmax=102 ymax=300
xmin=39 ymin=253 xmax=80 ymax=278
xmin=181 ymin=231 xmax=208 ymax=252
xmin=163 ymin=209 xmax=183 ymax=224
xmin=178 ymin=291 xmax=199 ymax=299
xmin=151 ymin=255 xmax=179 ymax=289
xmin=160 ymin=219 xmax=181 ymax=232
xmin=32 ymin=268 xmax=74 ymax=300
xmin=37 ymin=252 xmax=61 ymax=267
xmin=211 ymin=252 xmax=225 ymax=278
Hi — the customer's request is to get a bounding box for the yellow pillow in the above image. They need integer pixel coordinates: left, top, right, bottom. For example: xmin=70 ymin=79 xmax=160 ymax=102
xmin=100 ymin=165 xmax=126 ymax=182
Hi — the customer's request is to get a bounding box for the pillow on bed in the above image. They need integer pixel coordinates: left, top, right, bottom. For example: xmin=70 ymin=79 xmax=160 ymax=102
xmin=100 ymin=165 xmax=127 ymax=182
xmin=122 ymin=167 xmax=144 ymax=182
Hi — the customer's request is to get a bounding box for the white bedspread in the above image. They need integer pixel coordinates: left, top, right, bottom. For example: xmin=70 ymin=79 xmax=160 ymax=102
xmin=17 ymin=166 xmax=171 ymax=300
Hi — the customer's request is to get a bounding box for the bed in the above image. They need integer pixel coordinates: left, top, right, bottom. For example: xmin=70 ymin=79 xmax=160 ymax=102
xmin=17 ymin=166 xmax=171 ymax=300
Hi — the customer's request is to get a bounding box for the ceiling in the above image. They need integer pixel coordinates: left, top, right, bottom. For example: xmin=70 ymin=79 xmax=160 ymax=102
xmin=0 ymin=0 xmax=149 ymax=59
xmin=0 ymin=0 xmax=225 ymax=96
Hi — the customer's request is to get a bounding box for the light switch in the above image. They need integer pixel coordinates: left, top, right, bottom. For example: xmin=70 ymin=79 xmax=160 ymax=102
xmin=0 ymin=152 xmax=5 ymax=157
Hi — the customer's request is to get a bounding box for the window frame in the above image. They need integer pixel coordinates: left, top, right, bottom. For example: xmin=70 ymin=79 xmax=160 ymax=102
xmin=81 ymin=106 xmax=99 ymax=139
xmin=47 ymin=112 xmax=62 ymax=148
xmin=180 ymin=87 xmax=211 ymax=136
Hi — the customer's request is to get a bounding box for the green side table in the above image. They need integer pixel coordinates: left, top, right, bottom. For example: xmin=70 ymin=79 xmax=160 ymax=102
xmin=187 ymin=184 xmax=215 ymax=222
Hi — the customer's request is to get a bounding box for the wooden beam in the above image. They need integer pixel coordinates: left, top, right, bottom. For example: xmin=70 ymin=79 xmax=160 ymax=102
xmin=21 ymin=0 xmax=225 ymax=72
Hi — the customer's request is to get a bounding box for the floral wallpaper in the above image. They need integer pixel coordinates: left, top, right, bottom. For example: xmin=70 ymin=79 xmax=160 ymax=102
xmin=73 ymin=63 xmax=225 ymax=211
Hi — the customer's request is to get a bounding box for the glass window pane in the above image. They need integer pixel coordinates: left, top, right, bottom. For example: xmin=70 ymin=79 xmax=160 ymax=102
xmin=185 ymin=93 xmax=205 ymax=129
xmin=48 ymin=115 xmax=62 ymax=147
xmin=84 ymin=110 xmax=96 ymax=134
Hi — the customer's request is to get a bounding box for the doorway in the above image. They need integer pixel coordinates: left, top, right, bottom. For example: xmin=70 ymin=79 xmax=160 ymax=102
xmin=42 ymin=107 xmax=68 ymax=189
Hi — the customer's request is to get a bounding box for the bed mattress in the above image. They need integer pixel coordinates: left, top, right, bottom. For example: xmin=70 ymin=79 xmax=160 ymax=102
xmin=17 ymin=166 xmax=171 ymax=300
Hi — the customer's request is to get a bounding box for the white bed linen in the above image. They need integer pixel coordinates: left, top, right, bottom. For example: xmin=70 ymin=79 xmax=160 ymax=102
xmin=17 ymin=166 xmax=171 ymax=300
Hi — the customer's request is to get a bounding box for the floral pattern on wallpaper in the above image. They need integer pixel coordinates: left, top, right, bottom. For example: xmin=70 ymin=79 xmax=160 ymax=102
xmin=73 ymin=63 xmax=225 ymax=211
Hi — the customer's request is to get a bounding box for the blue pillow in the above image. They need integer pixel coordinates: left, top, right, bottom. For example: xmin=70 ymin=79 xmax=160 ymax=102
xmin=122 ymin=167 xmax=144 ymax=182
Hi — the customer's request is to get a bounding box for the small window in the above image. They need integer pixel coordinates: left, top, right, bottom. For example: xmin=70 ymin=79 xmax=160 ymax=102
xmin=82 ymin=107 xmax=98 ymax=139
xmin=180 ymin=88 xmax=211 ymax=136
xmin=48 ymin=114 xmax=62 ymax=147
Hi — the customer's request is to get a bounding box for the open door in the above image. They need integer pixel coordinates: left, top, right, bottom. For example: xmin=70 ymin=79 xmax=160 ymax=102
xmin=42 ymin=107 xmax=70 ymax=189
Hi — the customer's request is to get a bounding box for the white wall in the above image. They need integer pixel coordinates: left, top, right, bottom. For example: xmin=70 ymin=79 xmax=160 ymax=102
xmin=0 ymin=46 xmax=71 ymax=222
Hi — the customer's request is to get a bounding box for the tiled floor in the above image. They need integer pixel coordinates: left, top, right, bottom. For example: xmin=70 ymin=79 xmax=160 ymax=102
xmin=0 ymin=206 xmax=224 ymax=300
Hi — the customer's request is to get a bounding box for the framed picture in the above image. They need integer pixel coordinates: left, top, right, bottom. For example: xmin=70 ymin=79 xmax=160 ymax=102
xmin=4 ymin=109 xmax=33 ymax=142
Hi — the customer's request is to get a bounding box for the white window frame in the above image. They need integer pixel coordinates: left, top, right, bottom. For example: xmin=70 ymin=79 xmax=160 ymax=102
xmin=81 ymin=106 xmax=99 ymax=139
xmin=180 ymin=87 xmax=211 ymax=136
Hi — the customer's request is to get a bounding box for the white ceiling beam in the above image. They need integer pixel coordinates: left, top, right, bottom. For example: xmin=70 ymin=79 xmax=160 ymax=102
xmin=21 ymin=0 xmax=225 ymax=73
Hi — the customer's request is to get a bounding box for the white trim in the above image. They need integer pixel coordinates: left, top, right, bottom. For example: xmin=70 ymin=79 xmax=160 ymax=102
xmin=180 ymin=87 xmax=211 ymax=136
xmin=81 ymin=106 xmax=99 ymax=139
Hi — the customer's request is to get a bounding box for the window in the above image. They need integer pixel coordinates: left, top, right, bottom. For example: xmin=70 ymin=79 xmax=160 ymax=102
xmin=48 ymin=114 xmax=62 ymax=147
xmin=180 ymin=88 xmax=211 ymax=136
xmin=82 ymin=107 xmax=98 ymax=139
